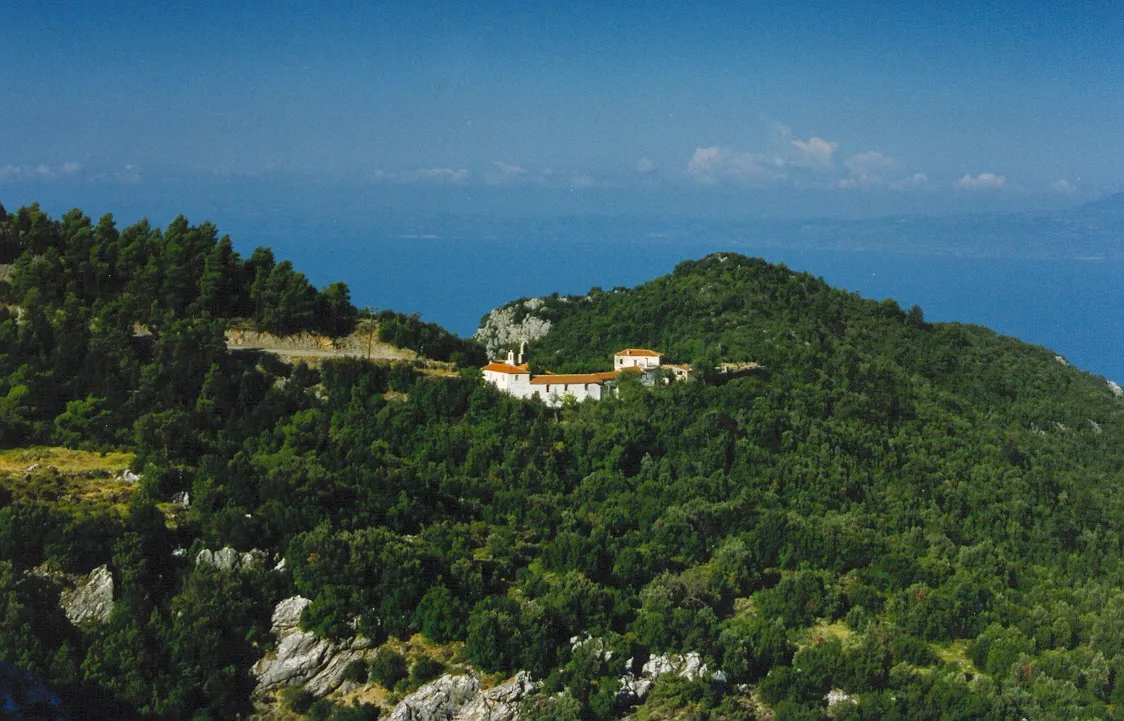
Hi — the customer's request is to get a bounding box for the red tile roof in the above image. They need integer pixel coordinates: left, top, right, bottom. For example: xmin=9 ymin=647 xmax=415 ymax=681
xmin=530 ymin=372 xmax=617 ymax=385
xmin=616 ymin=348 xmax=662 ymax=357
xmin=482 ymin=362 xmax=530 ymax=375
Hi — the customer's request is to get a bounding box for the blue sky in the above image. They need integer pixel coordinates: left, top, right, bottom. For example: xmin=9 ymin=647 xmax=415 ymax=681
xmin=2 ymin=0 xmax=1123 ymax=220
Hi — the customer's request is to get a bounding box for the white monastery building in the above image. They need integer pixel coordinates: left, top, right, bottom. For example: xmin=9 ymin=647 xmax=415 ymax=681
xmin=483 ymin=348 xmax=682 ymax=406
xmin=615 ymin=348 xmax=662 ymax=369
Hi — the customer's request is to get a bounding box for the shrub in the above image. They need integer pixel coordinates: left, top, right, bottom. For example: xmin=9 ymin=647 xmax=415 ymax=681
xmin=342 ymin=660 xmax=368 ymax=684
xmin=410 ymin=656 xmax=445 ymax=686
xmin=287 ymin=688 xmax=316 ymax=714
xmin=891 ymin=635 xmax=938 ymax=666
xmin=369 ymin=648 xmax=408 ymax=689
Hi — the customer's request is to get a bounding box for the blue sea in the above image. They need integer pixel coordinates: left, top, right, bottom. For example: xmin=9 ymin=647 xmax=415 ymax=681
xmin=222 ymin=216 xmax=1123 ymax=383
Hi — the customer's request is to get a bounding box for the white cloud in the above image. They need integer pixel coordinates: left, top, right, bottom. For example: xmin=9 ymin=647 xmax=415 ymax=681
xmin=1052 ymin=178 xmax=1075 ymax=195
xmin=636 ymin=157 xmax=655 ymax=174
xmin=687 ymin=146 xmax=786 ymax=185
xmin=790 ymin=136 xmax=838 ymax=168
xmin=687 ymin=127 xmax=846 ymax=186
xmin=492 ymin=161 xmax=526 ymax=177
xmin=408 ymin=167 xmax=469 ymax=183
xmin=91 ymin=164 xmax=143 ymax=184
xmin=484 ymin=161 xmax=528 ymax=185
xmin=687 ymin=136 xmax=933 ymax=194
xmin=844 ymin=151 xmax=897 ymax=177
xmin=890 ymin=172 xmax=929 ymax=190
xmin=0 ymin=161 xmax=82 ymax=181
xmin=687 ymin=146 xmax=724 ymax=182
xmin=955 ymin=172 xmax=1007 ymax=190
xmin=205 ymin=165 xmax=260 ymax=178
xmin=375 ymin=167 xmax=469 ymax=184
xmin=830 ymin=151 xmax=902 ymax=188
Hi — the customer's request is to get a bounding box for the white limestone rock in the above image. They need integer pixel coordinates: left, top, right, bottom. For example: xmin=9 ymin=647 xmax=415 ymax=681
xmin=641 ymin=651 xmax=710 ymax=681
xmin=272 ymin=595 xmax=311 ymax=633
xmin=457 ymin=671 xmax=537 ymax=721
xmin=386 ymin=672 xmax=481 ymax=721
xmin=616 ymin=651 xmax=726 ymax=708
xmin=256 ymin=628 xmax=339 ymax=692
xmin=615 ymin=673 xmax=654 ymax=706
xmin=304 ymin=637 xmax=374 ymax=697
xmin=569 ymin=635 xmax=612 ymax=660
xmin=474 ymin=301 xmax=555 ymax=358
xmin=825 ymin=687 xmax=857 ymax=708
xmin=60 ymin=564 xmax=114 ymax=624
xmin=383 ymin=671 xmax=537 ymax=721
xmin=253 ymin=595 xmax=374 ymax=697
xmin=195 ymin=546 xmax=264 ymax=572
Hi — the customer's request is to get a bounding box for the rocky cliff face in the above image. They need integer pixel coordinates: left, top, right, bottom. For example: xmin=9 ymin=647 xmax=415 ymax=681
xmin=195 ymin=546 xmax=267 ymax=572
xmin=253 ymin=598 xmax=540 ymax=717
xmin=59 ymin=564 xmax=114 ymax=625
xmin=474 ymin=298 xmax=558 ymax=358
xmin=253 ymin=596 xmax=374 ymax=698
xmin=386 ymin=671 xmax=537 ymax=721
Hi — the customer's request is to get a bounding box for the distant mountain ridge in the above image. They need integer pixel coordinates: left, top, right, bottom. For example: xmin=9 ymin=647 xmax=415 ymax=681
xmin=769 ymin=196 xmax=1124 ymax=260
xmin=1078 ymin=190 xmax=1124 ymax=213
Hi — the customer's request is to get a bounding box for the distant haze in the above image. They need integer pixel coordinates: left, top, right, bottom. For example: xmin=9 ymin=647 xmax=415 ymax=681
xmin=2 ymin=3 xmax=1120 ymax=380
xmin=210 ymin=204 xmax=1123 ymax=384
xmin=2 ymin=2 xmax=1122 ymax=219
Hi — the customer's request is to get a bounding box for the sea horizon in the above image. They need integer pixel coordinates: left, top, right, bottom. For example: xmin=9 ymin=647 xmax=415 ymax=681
xmin=216 ymin=214 xmax=1123 ymax=384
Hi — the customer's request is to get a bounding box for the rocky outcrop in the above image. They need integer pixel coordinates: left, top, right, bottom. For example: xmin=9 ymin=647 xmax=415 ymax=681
xmin=641 ymin=652 xmax=713 ymax=681
xmin=616 ymin=652 xmax=727 ymax=707
xmin=253 ymin=596 xmax=374 ymax=697
xmin=616 ymin=674 xmax=654 ymax=706
xmin=457 ymin=672 xmax=537 ymax=721
xmin=825 ymin=687 xmax=857 ymax=710
xmin=60 ymin=564 xmax=114 ymax=624
xmin=196 ymin=547 xmax=266 ymax=572
xmin=386 ymin=673 xmax=480 ymax=721
xmin=474 ymin=298 xmax=557 ymax=358
xmin=386 ymin=671 xmax=537 ymax=721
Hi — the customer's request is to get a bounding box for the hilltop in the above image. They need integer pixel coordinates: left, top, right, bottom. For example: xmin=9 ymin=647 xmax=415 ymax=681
xmin=1 ymin=204 xmax=1123 ymax=720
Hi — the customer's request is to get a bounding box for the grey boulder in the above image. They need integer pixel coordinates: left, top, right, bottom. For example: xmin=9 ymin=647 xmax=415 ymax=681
xmin=60 ymin=564 xmax=114 ymax=625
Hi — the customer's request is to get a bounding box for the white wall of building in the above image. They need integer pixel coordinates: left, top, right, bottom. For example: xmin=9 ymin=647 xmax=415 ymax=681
xmin=615 ymin=353 xmax=661 ymax=369
xmin=532 ymin=382 xmax=603 ymax=407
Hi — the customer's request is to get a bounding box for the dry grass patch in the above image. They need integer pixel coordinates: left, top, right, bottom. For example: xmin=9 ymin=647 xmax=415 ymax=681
xmin=416 ymin=364 xmax=459 ymax=378
xmin=0 ymin=447 xmax=137 ymax=512
xmin=934 ymin=639 xmax=981 ymax=675
xmin=0 ymin=446 xmax=133 ymax=475
xmin=797 ymin=620 xmax=854 ymax=649
xmin=732 ymin=596 xmax=757 ymax=618
xmin=336 ymin=683 xmax=387 ymax=709
xmin=386 ymin=633 xmax=464 ymax=668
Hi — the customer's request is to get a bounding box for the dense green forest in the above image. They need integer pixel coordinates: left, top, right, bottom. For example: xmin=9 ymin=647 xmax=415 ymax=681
xmin=1 ymin=202 xmax=1123 ymax=720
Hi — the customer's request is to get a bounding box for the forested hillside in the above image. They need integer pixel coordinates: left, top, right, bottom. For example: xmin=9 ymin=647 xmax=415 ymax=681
xmin=1 ymin=204 xmax=1123 ymax=720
